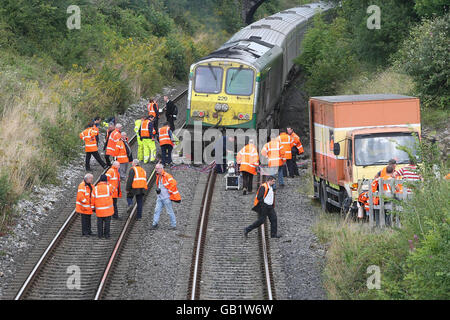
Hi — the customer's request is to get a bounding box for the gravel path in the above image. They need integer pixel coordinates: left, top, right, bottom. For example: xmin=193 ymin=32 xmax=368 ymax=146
xmin=273 ymin=169 xmax=327 ymax=300
xmin=104 ymin=166 xmax=205 ymax=299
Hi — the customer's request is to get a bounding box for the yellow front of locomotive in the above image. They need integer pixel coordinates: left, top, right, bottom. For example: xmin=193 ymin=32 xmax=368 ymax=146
xmin=186 ymin=60 xmax=257 ymax=129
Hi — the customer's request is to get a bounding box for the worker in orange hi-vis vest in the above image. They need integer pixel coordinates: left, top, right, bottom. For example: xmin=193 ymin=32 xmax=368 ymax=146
xmin=244 ymin=175 xmax=281 ymax=239
xmin=147 ymin=98 xmax=159 ymax=130
xmin=287 ymin=127 xmax=303 ymax=177
xmin=92 ymin=174 xmax=116 ymax=239
xmin=126 ymin=159 xmax=148 ymax=220
xmin=105 ymin=123 xmax=122 ymax=167
xmin=139 ymin=115 xmax=157 ymax=163
xmin=277 ymin=128 xmax=295 ymax=178
xmin=106 ymin=161 xmax=123 ymax=220
xmin=375 ymin=159 xmax=397 ymax=179
xmin=115 ymin=132 xmax=133 ymax=180
xmin=80 ymin=121 xmax=107 ymax=171
xmin=158 ymin=122 xmax=175 ymax=166
xmin=261 ymin=138 xmax=286 ymax=188
xmin=358 ymin=165 xmax=396 ymax=224
xmin=76 ymin=173 xmax=95 ymax=236
xmin=151 ymin=163 xmax=181 ymax=230
xmin=236 ymin=139 xmax=259 ymax=195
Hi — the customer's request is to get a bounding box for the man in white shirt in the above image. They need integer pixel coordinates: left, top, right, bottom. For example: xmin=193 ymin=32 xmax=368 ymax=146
xmin=244 ymin=176 xmax=280 ymax=238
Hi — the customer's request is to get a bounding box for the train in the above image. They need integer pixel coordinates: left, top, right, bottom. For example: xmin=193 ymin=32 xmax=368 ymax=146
xmin=186 ymin=1 xmax=333 ymax=129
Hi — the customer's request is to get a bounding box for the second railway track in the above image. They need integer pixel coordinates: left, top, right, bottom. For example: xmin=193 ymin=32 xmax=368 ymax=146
xmin=188 ymin=171 xmax=276 ymax=300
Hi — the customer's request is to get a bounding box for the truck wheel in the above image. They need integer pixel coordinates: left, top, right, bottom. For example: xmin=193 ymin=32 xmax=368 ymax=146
xmin=320 ymin=181 xmax=332 ymax=212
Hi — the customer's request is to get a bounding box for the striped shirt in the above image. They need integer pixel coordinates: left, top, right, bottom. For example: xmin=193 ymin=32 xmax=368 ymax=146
xmin=394 ymin=165 xmax=421 ymax=181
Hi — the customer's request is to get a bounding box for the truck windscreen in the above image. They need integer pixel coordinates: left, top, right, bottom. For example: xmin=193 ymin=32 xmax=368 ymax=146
xmin=354 ymin=133 xmax=417 ymax=166
xmin=194 ymin=66 xmax=223 ymax=94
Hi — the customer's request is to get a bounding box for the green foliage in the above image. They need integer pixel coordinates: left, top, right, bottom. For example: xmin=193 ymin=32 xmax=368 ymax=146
xmin=315 ymin=138 xmax=450 ymax=299
xmin=295 ymin=15 xmax=358 ymax=96
xmin=0 ymin=171 xmax=17 ymax=217
xmin=335 ymin=0 xmax=418 ymax=66
xmin=414 ymin=0 xmax=449 ymax=17
xmin=395 ymin=13 xmax=450 ymax=109
xmin=41 ymin=116 xmax=81 ymax=163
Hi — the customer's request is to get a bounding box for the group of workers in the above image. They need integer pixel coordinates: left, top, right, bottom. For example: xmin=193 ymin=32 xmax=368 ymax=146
xmin=357 ymin=158 xmax=421 ymax=217
xmin=234 ymin=127 xmax=304 ymax=194
xmin=76 ymin=96 xmax=180 ymax=238
xmin=235 ymin=127 xmax=304 ymax=239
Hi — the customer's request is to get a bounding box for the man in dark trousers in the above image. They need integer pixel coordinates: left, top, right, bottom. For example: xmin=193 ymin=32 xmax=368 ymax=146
xmin=126 ymin=159 xmax=148 ymax=220
xmin=244 ymin=176 xmax=281 ymax=238
xmin=80 ymin=121 xmax=107 ymax=171
xmin=163 ymin=95 xmax=177 ymax=132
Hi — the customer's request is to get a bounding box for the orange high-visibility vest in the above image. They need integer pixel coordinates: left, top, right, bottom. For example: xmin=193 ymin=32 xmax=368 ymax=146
xmin=290 ymin=132 xmax=304 ymax=154
xmin=140 ymin=119 xmax=156 ymax=139
xmin=79 ymin=127 xmax=98 ymax=153
xmin=159 ymin=126 xmax=173 ymax=146
xmin=156 ymin=170 xmax=181 ymax=201
xmin=92 ymin=182 xmax=115 ymax=217
xmin=76 ymin=181 xmax=94 ymax=215
xmin=106 ymin=129 xmax=121 ymax=156
xmin=253 ymin=182 xmax=269 ymax=207
xmin=147 ymin=102 xmax=158 ymax=117
xmin=261 ymin=140 xmax=285 ymax=167
xmin=277 ymin=132 xmax=293 ymax=160
xmin=237 ymin=144 xmax=259 ymax=175
xmin=106 ymin=167 xmax=122 ymax=198
xmin=115 ymin=140 xmax=130 ymax=163
xmin=131 ymin=166 xmax=148 ymax=189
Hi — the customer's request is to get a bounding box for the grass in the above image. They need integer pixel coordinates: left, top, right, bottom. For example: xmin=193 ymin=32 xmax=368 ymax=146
xmin=337 ymin=66 xmax=415 ymax=96
xmin=313 ymin=139 xmax=449 ymax=300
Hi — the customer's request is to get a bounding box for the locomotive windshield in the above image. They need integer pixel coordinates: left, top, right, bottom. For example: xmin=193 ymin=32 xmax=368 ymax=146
xmin=226 ymin=68 xmax=254 ymax=96
xmin=354 ymin=132 xmax=418 ymax=166
xmin=194 ymin=66 xmax=223 ymax=94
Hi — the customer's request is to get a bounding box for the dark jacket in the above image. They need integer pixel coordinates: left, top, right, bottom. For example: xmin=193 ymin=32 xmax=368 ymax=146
xmin=104 ymin=129 xmax=112 ymax=151
xmin=251 ymin=183 xmax=270 ymax=213
xmin=126 ymin=166 xmax=146 ymax=197
xmin=124 ymin=140 xmax=133 ymax=162
xmin=165 ymin=100 xmax=176 ymax=117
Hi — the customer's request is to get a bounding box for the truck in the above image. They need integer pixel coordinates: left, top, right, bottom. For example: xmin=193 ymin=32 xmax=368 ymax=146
xmin=309 ymin=94 xmax=421 ymax=214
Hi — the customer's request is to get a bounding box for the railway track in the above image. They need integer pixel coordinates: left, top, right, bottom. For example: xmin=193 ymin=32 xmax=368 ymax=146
xmin=10 ymin=89 xmax=188 ymax=300
xmin=188 ymin=170 xmax=276 ymax=300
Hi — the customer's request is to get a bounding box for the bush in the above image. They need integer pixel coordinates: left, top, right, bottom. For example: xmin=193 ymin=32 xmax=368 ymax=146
xmin=314 ymin=138 xmax=450 ymax=299
xmin=0 ymin=171 xmax=18 ymax=233
xmin=395 ymin=13 xmax=450 ymax=109
xmin=414 ymin=0 xmax=449 ymax=17
xmin=295 ymin=15 xmax=358 ymax=96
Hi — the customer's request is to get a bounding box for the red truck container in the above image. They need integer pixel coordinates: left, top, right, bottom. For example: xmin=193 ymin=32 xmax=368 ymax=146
xmin=309 ymin=94 xmax=421 ymax=213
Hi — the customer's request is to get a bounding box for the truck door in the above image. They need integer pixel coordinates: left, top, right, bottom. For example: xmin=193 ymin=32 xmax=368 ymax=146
xmin=344 ymin=138 xmax=353 ymax=181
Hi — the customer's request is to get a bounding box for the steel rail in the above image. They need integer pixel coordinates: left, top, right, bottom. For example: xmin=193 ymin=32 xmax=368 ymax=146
xmin=95 ymin=89 xmax=189 ymax=299
xmin=94 ymin=164 xmax=157 ymax=300
xmin=258 ymin=173 xmax=275 ymax=300
xmin=14 ymin=89 xmax=188 ymax=300
xmin=189 ymin=169 xmax=216 ymax=300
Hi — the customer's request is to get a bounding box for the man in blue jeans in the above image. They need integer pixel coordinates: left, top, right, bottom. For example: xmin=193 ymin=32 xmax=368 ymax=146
xmin=151 ymin=163 xmax=181 ymax=230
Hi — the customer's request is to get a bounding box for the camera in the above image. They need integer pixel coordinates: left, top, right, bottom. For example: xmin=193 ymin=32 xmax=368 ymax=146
xmin=156 ymin=188 xmax=161 ymax=194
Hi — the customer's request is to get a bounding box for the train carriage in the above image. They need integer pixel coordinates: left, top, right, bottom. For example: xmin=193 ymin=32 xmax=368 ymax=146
xmin=186 ymin=2 xmax=333 ymax=129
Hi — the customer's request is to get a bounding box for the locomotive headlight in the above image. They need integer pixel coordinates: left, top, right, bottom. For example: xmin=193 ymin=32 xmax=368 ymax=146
xmin=215 ymin=103 xmax=229 ymax=112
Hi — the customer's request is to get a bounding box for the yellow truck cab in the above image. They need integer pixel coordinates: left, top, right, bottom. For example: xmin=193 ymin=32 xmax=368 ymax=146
xmin=309 ymin=94 xmax=421 ymax=213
